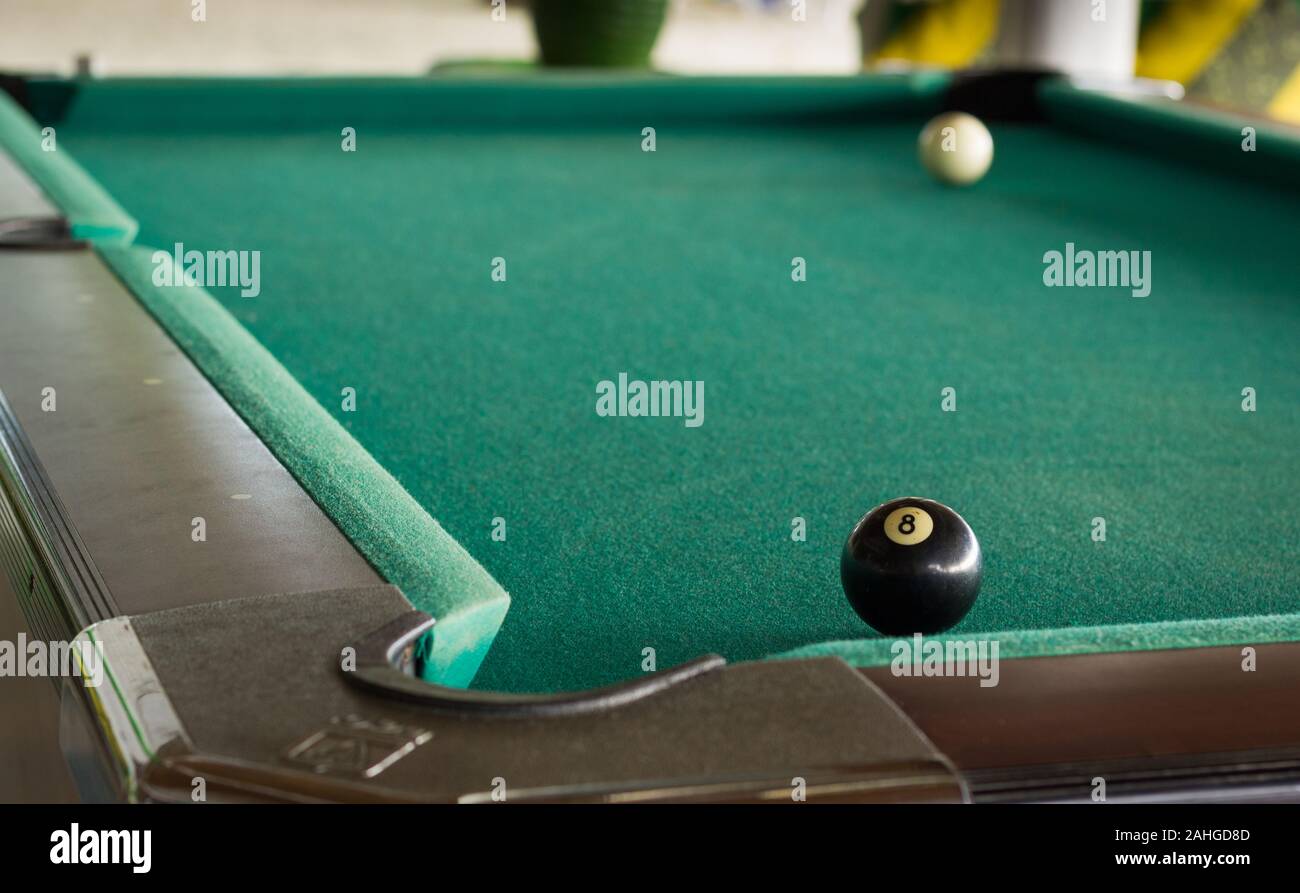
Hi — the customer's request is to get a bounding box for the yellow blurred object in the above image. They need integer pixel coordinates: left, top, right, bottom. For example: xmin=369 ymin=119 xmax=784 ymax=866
xmin=1267 ymin=64 xmax=1300 ymax=124
xmin=870 ymin=0 xmax=1000 ymax=69
xmin=1136 ymin=0 xmax=1260 ymax=84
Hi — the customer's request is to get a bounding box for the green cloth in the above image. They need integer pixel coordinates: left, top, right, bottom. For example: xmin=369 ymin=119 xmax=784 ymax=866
xmin=7 ymin=76 xmax=1300 ymax=693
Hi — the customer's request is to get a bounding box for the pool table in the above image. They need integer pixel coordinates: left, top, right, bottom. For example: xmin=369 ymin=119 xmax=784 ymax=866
xmin=1 ymin=71 xmax=1298 ymax=803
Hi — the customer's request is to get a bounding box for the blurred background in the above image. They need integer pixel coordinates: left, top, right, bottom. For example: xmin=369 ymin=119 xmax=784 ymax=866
xmin=1 ymin=0 xmax=1297 ymax=121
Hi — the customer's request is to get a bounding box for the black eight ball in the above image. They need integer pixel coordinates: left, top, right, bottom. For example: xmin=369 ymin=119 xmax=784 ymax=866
xmin=840 ymin=497 xmax=982 ymax=635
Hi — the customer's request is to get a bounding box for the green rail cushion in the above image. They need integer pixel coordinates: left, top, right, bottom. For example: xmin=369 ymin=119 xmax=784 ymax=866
xmin=772 ymin=612 xmax=1300 ymax=667
xmin=0 ymin=89 xmax=136 ymax=241
xmin=95 ymin=242 xmax=510 ymax=688
xmin=21 ymin=73 xmax=951 ymax=132
xmin=1039 ymin=78 xmax=1300 ymax=189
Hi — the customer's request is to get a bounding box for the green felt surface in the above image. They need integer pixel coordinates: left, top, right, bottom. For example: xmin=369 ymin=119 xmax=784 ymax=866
xmin=13 ymin=77 xmax=1300 ymax=693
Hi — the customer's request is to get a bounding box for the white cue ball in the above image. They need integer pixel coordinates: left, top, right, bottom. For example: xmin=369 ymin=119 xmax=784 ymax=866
xmin=918 ymin=112 xmax=994 ymax=186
